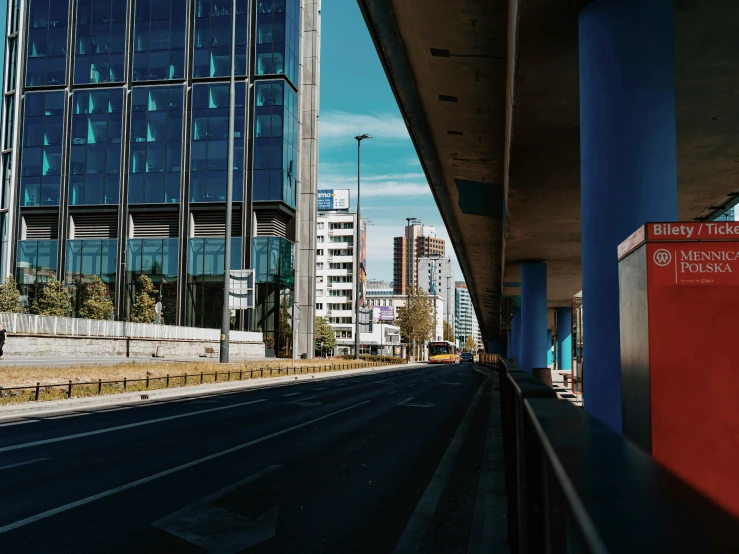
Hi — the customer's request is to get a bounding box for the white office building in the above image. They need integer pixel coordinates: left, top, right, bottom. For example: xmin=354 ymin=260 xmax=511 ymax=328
xmin=417 ymin=256 xmax=455 ymax=332
xmin=455 ymin=282 xmax=482 ymax=350
xmin=366 ymin=292 xmax=445 ymax=352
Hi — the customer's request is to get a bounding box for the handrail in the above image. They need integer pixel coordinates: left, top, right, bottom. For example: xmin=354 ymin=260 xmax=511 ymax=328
xmin=478 ymin=354 xmax=739 ymax=553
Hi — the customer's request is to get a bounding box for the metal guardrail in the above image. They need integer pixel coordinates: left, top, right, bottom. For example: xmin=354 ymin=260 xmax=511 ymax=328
xmin=478 ymin=354 xmax=739 ymax=553
xmin=0 ymin=312 xmax=262 ymax=343
xmin=0 ymin=360 xmax=393 ymax=404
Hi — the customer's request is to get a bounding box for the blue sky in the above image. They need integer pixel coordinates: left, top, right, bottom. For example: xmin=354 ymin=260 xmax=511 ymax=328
xmin=318 ymin=0 xmax=462 ymax=284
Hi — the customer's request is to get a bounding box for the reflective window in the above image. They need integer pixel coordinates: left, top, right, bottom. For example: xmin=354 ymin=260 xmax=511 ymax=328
xmin=126 ymin=238 xmax=178 ymax=323
xmin=26 ymin=0 xmax=70 ymax=87
xmin=16 ymin=240 xmax=58 ymax=308
xmin=190 ymin=83 xmax=245 ymax=203
xmin=193 ymin=0 xmax=248 ymax=78
xmin=129 ymin=85 xmax=184 ymax=203
xmin=65 ymin=239 xmax=117 ymax=315
xmin=74 ymin=0 xmax=127 ymax=84
xmin=20 ymin=91 xmax=65 ymax=207
xmin=133 ymin=0 xmax=187 ymax=81
xmin=186 ymin=237 xmax=241 ymax=328
xmin=252 ymin=81 xmax=298 ymax=207
xmin=69 ymin=89 xmax=124 ymax=205
xmin=255 ymin=0 xmax=299 ymax=87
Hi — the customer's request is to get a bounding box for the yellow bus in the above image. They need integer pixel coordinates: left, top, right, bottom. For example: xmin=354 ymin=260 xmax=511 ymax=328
xmin=427 ymin=341 xmax=458 ymax=364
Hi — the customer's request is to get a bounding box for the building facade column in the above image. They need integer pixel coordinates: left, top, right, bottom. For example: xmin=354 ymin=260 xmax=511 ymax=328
xmin=579 ymin=0 xmax=678 ymax=432
xmin=520 ymin=262 xmax=547 ymax=374
xmin=556 ymin=307 xmax=572 ymax=370
xmin=509 ymin=307 xmax=521 ymax=363
xmin=546 ymin=329 xmax=553 ymax=366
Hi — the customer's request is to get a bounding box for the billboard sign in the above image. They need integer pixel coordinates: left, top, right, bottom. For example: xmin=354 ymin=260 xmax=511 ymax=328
xmin=372 ymin=306 xmax=394 ymax=321
xmin=359 ymin=218 xmax=367 ymax=306
xmin=317 ymin=189 xmax=350 ymax=211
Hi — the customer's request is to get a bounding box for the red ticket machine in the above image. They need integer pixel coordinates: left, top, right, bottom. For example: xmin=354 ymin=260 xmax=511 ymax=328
xmin=618 ymin=222 xmax=739 ymax=517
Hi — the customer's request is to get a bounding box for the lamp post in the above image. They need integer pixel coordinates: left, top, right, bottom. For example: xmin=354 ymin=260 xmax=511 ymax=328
xmin=354 ymin=134 xmax=371 ymax=360
xmin=405 ymin=217 xmax=420 ymax=359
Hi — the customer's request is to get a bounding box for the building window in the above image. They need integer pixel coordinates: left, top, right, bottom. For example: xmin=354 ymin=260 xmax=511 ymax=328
xmin=186 ymin=237 xmax=241 ymax=328
xmin=132 ymin=0 xmax=187 ymax=81
xmin=252 ymin=80 xmax=298 ymax=207
xmin=190 ymin=82 xmax=246 ymax=202
xmin=65 ymin=239 xmax=117 ymax=316
xmin=16 ymin=239 xmax=58 ymax=308
xmin=129 ymin=85 xmax=184 ymax=203
xmin=255 ymin=0 xmax=300 ymax=86
xmin=126 ymin=238 xmax=178 ymax=323
xmin=74 ymin=0 xmax=127 ymax=84
xmin=316 ymin=249 xmax=324 ymax=256
xmin=193 ymin=0 xmax=248 ymax=78
xmin=26 ymin=0 xmax=70 ymax=87
xmin=316 ymin=303 xmax=323 ymax=310
xmin=20 ymin=91 xmax=64 ymax=207
xmin=317 ymin=222 xmax=324 ymax=230
xmin=69 ymin=88 xmax=124 ymax=205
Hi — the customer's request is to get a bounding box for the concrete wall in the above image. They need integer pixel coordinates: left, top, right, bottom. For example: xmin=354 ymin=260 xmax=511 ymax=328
xmin=3 ymin=335 xmax=265 ymax=359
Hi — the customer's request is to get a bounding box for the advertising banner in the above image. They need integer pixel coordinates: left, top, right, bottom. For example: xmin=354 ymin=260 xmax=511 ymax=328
xmin=359 ymin=219 xmax=367 ymax=306
xmin=317 ymin=189 xmax=350 ymax=211
xmin=372 ymin=306 xmax=394 ymax=321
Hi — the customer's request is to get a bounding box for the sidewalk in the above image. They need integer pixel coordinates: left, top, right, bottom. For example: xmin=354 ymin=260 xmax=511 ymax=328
xmin=0 ymin=355 xmax=270 ymax=367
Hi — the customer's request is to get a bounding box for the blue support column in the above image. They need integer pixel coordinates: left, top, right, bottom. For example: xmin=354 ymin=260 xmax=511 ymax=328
xmin=546 ymin=330 xmax=553 ymax=366
xmin=509 ymin=307 xmax=521 ymax=363
xmin=556 ymin=307 xmax=572 ymax=370
xmin=579 ymin=0 xmax=678 ymax=433
xmin=520 ymin=263 xmax=547 ymax=374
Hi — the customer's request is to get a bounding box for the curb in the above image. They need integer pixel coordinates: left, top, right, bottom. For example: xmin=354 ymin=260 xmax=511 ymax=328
xmin=0 ymin=362 xmax=424 ymax=420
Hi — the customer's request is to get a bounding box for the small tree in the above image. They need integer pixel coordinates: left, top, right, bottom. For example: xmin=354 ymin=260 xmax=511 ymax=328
xmin=130 ymin=275 xmax=157 ymax=323
xmin=443 ymin=320 xmax=455 ymax=342
xmin=78 ymin=275 xmax=114 ymax=320
xmin=464 ymin=335 xmax=477 ymax=352
xmin=396 ymin=285 xmax=435 ymax=361
xmin=314 ymin=316 xmax=337 ymax=357
xmin=31 ymin=275 xmax=71 ymax=317
xmin=0 ymin=275 xmax=24 ymax=313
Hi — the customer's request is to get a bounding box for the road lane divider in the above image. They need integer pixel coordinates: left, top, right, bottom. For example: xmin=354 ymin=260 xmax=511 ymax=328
xmin=0 ymin=458 xmax=49 ymax=472
xmin=0 ymin=400 xmax=370 ymax=535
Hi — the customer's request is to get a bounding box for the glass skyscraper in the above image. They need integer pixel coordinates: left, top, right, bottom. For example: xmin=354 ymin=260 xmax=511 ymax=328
xmin=0 ymin=0 xmax=321 ymax=355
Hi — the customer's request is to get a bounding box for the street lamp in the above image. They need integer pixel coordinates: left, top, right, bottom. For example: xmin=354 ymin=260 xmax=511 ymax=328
xmin=354 ymin=134 xmax=371 ymax=360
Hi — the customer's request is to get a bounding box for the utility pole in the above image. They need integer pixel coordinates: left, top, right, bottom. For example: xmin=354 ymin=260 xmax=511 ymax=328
xmin=219 ymin=0 xmax=237 ymax=363
xmin=354 ymin=134 xmax=371 ymax=360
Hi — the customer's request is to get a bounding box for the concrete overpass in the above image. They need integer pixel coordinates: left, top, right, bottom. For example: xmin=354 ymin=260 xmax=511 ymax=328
xmin=357 ymin=0 xmax=739 ymax=431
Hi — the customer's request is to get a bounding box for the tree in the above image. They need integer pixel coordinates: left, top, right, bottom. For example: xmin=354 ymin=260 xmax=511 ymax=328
xmin=30 ymin=275 xmax=71 ymax=317
xmin=78 ymin=275 xmax=114 ymax=320
xmin=0 ymin=275 xmax=24 ymax=313
xmin=396 ymin=285 xmax=435 ymax=361
xmin=443 ymin=320 xmax=455 ymax=342
xmin=464 ymin=335 xmax=477 ymax=352
xmin=130 ymin=275 xmax=157 ymax=323
xmin=314 ymin=316 xmax=337 ymax=357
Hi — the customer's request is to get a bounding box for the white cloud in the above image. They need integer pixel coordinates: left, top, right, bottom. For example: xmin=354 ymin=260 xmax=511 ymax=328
xmin=361 ymin=182 xmax=430 ymax=197
xmin=319 ymin=111 xmax=409 ymax=142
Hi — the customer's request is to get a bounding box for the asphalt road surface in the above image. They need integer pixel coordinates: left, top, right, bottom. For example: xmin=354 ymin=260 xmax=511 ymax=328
xmin=0 ymin=362 xmax=484 ymax=553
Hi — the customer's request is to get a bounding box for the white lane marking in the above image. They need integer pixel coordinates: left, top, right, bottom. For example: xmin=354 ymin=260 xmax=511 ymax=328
xmin=0 ymin=400 xmax=370 ymax=535
xmin=397 ymin=398 xmax=435 ymax=409
xmin=287 ymin=395 xmax=317 ymax=404
xmin=387 ymin=391 xmax=398 ymax=395
xmin=407 ymin=384 xmax=415 ymax=388
xmin=0 ymin=458 xmax=49 ymax=472
xmin=98 ymin=406 xmax=134 ymax=412
xmin=281 ymin=392 xmax=302 ymax=397
xmin=311 ymin=387 xmax=326 ymax=390
xmin=0 ymin=420 xmax=37 ymax=428
xmin=45 ymin=413 xmax=90 ymax=420
xmin=441 ymin=382 xmax=461 ymax=386
xmin=334 ymin=384 xmax=346 ymax=387
xmin=0 ymin=399 xmax=268 ymax=454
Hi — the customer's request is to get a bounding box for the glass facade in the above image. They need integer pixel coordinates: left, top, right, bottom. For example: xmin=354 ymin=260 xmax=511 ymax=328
xmin=20 ymin=91 xmax=64 ymax=206
xmin=186 ymin=237 xmax=241 ymax=328
xmin=65 ymin=239 xmax=117 ymax=314
xmin=253 ymin=80 xmax=298 ymax=207
xmin=74 ymin=0 xmax=127 ymax=84
xmin=190 ymin=82 xmax=245 ymax=203
xmin=126 ymin=238 xmax=178 ymax=324
xmin=16 ymin=239 xmax=58 ymax=307
xmin=256 ymin=0 xmax=300 ymax=86
xmin=26 ymin=0 xmax=71 ymax=87
xmin=70 ymin=88 xmax=124 ymax=205
xmin=133 ymin=0 xmax=187 ymax=81
xmin=193 ymin=0 xmax=248 ymax=78
xmin=129 ymin=85 xmax=184 ymax=203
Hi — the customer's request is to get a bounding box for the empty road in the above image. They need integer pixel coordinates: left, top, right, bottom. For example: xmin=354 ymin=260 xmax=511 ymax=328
xmin=0 ymin=362 xmax=485 ymax=553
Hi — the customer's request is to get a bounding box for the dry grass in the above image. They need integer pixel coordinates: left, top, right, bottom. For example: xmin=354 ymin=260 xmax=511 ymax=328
xmin=0 ymin=358 xmax=397 ymax=405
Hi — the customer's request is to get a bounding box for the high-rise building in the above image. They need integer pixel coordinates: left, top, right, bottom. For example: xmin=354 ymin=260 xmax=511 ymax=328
xmin=393 ymin=221 xmax=444 ymax=294
xmin=366 ymin=279 xmax=392 ymax=296
xmin=0 ymin=0 xmax=320 ymax=357
xmin=455 ymin=281 xmax=481 ymax=350
xmin=417 ymin=256 xmax=454 ymax=332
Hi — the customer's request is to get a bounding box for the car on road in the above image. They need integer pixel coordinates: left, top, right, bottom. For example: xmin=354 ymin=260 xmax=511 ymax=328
xmin=459 ymin=351 xmax=474 ymax=363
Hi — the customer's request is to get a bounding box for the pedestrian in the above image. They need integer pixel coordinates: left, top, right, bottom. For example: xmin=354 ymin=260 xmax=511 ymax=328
xmin=0 ymin=323 xmax=6 ymax=360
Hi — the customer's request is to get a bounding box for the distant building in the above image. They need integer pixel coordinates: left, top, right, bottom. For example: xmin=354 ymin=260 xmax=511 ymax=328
xmin=455 ymin=282 xmax=482 ymax=349
xmin=417 ymin=256 xmax=454 ymax=331
xmin=366 ymin=292 xmax=445 ymax=346
xmin=393 ymin=222 xmax=444 ymax=294
xmin=366 ymin=279 xmax=393 ymax=296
